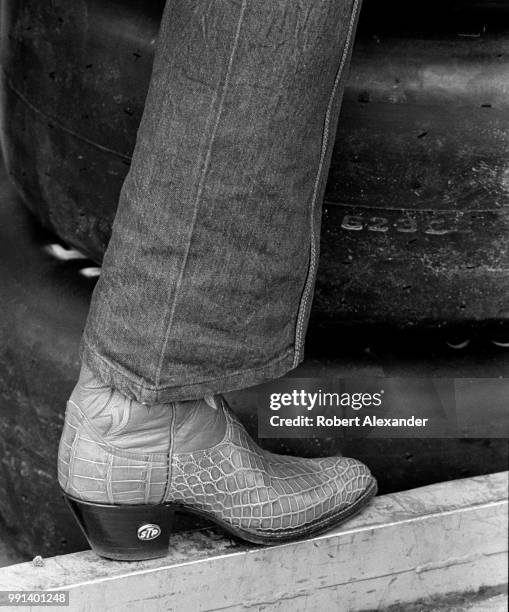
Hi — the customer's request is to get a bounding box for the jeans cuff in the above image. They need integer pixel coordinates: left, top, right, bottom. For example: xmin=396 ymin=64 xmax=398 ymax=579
xmin=80 ymin=339 xmax=300 ymax=404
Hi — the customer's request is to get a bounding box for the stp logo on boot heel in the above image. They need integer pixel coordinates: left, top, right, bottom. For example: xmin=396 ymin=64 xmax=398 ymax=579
xmin=137 ymin=523 xmax=161 ymax=541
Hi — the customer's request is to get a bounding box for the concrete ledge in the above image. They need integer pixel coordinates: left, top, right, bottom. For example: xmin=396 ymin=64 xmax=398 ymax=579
xmin=0 ymin=472 xmax=507 ymax=612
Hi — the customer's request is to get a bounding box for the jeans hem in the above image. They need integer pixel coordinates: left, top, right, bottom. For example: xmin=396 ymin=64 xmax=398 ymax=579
xmin=80 ymin=340 xmax=300 ymax=404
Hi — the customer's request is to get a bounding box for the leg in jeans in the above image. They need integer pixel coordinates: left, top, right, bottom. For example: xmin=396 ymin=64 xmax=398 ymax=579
xmin=58 ymin=0 xmax=376 ymax=560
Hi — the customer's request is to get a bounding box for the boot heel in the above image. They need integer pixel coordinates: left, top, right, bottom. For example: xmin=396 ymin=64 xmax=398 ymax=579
xmin=63 ymin=494 xmax=174 ymax=561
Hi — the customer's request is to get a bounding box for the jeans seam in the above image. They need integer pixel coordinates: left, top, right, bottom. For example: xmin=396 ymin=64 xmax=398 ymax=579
xmin=153 ymin=0 xmax=249 ymax=390
xmin=292 ymin=0 xmax=362 ymax=368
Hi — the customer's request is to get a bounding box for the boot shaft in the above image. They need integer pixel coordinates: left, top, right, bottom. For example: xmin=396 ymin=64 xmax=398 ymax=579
xmin=58 ymin=365 xmax=227 ymax=504
xmin=57 ymin=398 xmax=171 ymax=505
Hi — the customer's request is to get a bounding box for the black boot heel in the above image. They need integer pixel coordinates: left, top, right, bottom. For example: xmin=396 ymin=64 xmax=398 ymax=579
xmin=63 ymin=494 xmax=175 ymax=561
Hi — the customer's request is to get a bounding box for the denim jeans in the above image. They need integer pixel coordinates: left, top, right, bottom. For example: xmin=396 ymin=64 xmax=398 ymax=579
xmin=80 ymin=0 xmax=362 ymax=404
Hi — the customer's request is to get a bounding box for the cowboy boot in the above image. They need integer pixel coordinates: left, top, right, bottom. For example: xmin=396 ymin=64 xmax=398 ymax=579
xmin=58 ymin=364 xmax=377 ymax=560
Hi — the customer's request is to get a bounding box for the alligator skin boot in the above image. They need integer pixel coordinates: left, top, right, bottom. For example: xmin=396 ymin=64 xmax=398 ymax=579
xmin=58 ymin=365 xmax=377 ymax=560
